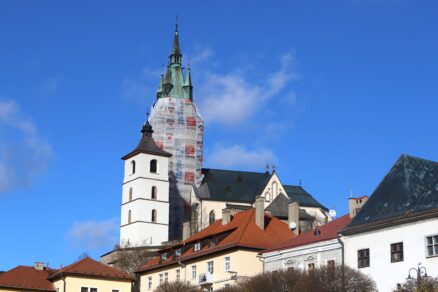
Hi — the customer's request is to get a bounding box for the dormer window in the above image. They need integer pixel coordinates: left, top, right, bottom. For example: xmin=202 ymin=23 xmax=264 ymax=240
xmin=161 ymin=252 xmax=168 ymax=261
xmin=131 ymin=160 xmax=136 ymax=174
xmin=175 ymin=248 xmax=182 ymax=257
xmin=194 ymin=242 xmax=201 ymax=252
xmin=150 ymin=159 xmax=158 ymax=173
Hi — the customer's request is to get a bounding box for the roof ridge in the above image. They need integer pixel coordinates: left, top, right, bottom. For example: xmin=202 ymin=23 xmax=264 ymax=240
xmin=202 ymin=168 xmax=266 ymax=175
xmin=400 ymin=154 xmax=438 ymax=165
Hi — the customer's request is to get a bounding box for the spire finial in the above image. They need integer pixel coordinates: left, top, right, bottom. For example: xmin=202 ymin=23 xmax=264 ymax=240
xmin=188 ymin=57 xmax=191 ymax=70
xmin=175 ymin=15 xmax=178 ymax=33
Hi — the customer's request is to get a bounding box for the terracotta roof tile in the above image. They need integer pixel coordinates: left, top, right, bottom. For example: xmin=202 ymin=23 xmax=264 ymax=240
xmin=49 ymin=258 xmax=133 ymax=281
xmin=138 ymin=208 xmax=295 ymax=273
xmin=0 ymin=266 xmax=56 ymax=291
xmin=262 ymin=214 xmax=351 ymax=253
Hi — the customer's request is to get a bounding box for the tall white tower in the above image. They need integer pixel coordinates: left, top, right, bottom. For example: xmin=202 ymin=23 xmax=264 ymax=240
xmin=120 ymin=121 xmax=172 ymax=247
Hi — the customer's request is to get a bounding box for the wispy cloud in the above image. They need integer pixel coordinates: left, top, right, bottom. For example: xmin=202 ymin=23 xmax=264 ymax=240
xmin=67 ymin=218 xmax=119 ymax=250
xmin=122 ymin=67 xmax=161 ymax=107
xmin=198 ymin=52 xmax=299 ymax=125
xmin=0 ymin=98 xmax=52 ymax=193
xmin=206 ymin=144 xmax=276 ymax=171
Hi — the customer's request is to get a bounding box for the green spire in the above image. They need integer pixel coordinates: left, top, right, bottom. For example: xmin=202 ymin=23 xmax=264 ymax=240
xmin=161 ymin=66 xmax=173 ymax=97
xmin=170 ymin=21 xmax=182 ymax=64
xmin=183 ymin=59 xmax=193 ymax=100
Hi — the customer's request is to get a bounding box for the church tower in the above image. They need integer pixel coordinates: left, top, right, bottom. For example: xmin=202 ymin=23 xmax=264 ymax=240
xmin=150 ymin=24 xmax=204 ymax=240
xmin=120 ymin=121 xmax=172 ymax=247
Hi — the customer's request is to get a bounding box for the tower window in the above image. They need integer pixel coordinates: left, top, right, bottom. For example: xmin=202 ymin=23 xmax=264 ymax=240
xmin=129 ymin=188 xmax=133 ymax=201
xmin=151 ymin=186 xmax=157 ymax=200
xmin=152 ymin=209 xmax=157 ymax=223
xmin=150 ymin=159 xmax=158 ymax=173
xmin=131 ymin=160 xmax=136 ymax=174
xmin=128 ymin=210 xmax=132 ymax=224
xmin=209 ymin=210 xmax=215 ymax=225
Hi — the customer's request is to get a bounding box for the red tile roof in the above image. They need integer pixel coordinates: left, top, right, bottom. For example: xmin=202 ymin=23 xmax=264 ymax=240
xmin=49 ymin=257 xmax=133 ymax=281
xmin=138 ymin=208 xmax=295 ymax=273
xmin=0 ymin=266 xmax=56 ymax=291
xmin=262 ymin=214 xmax=351 ymax=254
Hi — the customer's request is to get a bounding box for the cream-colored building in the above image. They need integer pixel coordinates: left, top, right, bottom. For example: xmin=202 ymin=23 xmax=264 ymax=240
xmin=0 ymin=258 xmax=133 ymax=292
xmin=136 ymin=202 xmax=296 ymax=291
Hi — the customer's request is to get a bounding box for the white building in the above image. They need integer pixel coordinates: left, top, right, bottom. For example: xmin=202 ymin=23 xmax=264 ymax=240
xmin=261 ymin=214 xmax=351 ymax=272
xmin=120 ymin=121 xmax=172 ymax=247
xmin=341 ymin=155 xmax=438 ymax=292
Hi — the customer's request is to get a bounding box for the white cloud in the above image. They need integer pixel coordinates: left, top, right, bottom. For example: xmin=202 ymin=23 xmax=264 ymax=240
xmin=198 ymin=52 xmax=299 ymax=125
xmin=206 ymin=145 xmax=276 ymax=171
xmin=122 ymin=67 xmax=161 ymax=106
xmin=0 ymin=98 xmax=52 ymax=193
xmin=67 ymin=218 xmax=119 ymax=250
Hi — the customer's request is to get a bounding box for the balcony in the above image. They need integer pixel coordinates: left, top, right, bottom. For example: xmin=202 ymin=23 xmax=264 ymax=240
xmin=198 ymin=273 xmax=214 ymax=285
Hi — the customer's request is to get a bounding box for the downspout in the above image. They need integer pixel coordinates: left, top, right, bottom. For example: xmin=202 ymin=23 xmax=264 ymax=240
xmin=338 ymin=237 xmax=345 ymax=292
xmin=62 ymin=274 xmax=66 ymax=292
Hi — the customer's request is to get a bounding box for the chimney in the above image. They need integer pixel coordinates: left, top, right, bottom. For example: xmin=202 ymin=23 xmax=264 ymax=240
xmin=288 ymin=202 xmax=300 ymax=235
xmin=182 ymin=221 xmax=191 ymax=241
xmin=34 ymin=262 xmax=44 ymax=271
xmin=222 ymin=208 xmax=232 ymax=225
xmin=255 ymin=196 xmax=265 ymax=229
xmin=348 ymin=196 xmax=368 ymax=218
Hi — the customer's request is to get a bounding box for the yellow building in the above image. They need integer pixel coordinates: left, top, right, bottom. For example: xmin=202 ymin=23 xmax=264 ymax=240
xmin=136 ymin=201 xmax=295 ymax=291
xmin=0 ymin=258 xmax=133 ymax=292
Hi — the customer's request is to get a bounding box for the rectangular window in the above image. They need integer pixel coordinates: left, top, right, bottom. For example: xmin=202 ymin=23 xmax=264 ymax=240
xmin=90 ymin=289 xmax=97 ymax=292
xmin=192 ymin=265 xmax=197 ymax=279
xmin=176 ymin=269 xmax=180 ymax=282
xmin=164 ymin=272 xmax=168 ymax=283
xmin=426 ymin=235 xmax=438 ymax=257
xmin=81 ymin=288 xmax=88 ymax=292
xmin=159 ymin=273 xmax=164 ymax=285
xmin=175 ymin=248 xmax=182 ymax=257
xmin=358 ymin=248 xmax=370 ymax=268
xmin=224 ymin=256 xmax=231 ymax=272
xmin=207 ymin=261 xmax=214 ymax=274
xmin=194 ymin=242 xmax=201 ymax=252
xmin=112 ymin=290 xmax=119 ymax=292
xmin=148 ymin=276 xmax=152 ymax=289
xmin=391 ymin=242 xmax=404 ymax=263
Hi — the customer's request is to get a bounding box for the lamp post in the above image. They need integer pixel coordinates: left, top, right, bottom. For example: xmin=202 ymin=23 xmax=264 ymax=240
xmin=407 ymin=263 xmax=428 ymax=288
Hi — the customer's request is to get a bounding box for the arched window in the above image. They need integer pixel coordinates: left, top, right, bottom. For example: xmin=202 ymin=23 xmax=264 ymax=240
xmin=150 ymin=159 xmax=158 ymax=173
xmin=131 ymin=160 xmax=136 ymax=174
xmin=152 ymin=209 xmax=157 ymax=223
xmin=209 ymin=211 xmax=215 ymax=225
xmin=272 ymin=182 xmax=278 ymax=196
xmin=129 ymin=188 xmax=133 ymax=201
xmin=151 ymin=186 xmax=157 ymax=200
xmin=128 ymin=210 xmax=132 ymax=224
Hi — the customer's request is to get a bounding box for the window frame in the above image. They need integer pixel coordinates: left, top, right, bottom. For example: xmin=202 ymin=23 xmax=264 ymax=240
xmin=192 ymin=265 xmax=197 ymax=280
xmin=131 ymin=160 xmax=136 ymax=174
xmin=426 ymin=234 xmax=438 ymax=258
xmin=358 ymin=248 xmax=370 ymax=268
xmin=81 ymin=288 xmax=89 ymax=292
xmin=390 ymin=242 xmax=404 ymax=263
xmin=152 ymin=209 xmax=157 ymax=223
xmin=176 ymin=269 xmax=180 ymax=282
xmin=148 ymin=276 xmax=152 ymax=290
xmin=224 ymin=256 xmax=231 ymax=272
xmin=150 ymin=159 xmax=158 ymax=173
xmin=194 ymin=242 xmax=201 ymax=252
xmin=207 ymin=260 xmax=214 ymax=274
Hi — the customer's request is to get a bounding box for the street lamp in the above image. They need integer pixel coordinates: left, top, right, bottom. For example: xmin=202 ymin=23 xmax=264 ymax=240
xmin=407 ymin=263 xmax=428 ymax=287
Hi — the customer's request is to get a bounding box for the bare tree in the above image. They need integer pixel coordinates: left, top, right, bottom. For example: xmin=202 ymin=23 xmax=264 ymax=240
xmin=217 ymin=266 xmax=376 ymax=292
xmin=154 ymin=282 xmax=201 ymax=292
xmin=394 ymin=275 xmax=438 ymax=292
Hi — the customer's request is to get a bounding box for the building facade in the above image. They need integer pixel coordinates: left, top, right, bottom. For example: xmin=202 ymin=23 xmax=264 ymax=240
xmin=341 ymin=155 xmax=438 ymax=292
xmin=136 ymin=200 xmax=295 ymax=291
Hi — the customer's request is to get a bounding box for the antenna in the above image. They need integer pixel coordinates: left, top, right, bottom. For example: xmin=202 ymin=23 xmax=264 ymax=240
xmin=272 ymin=163 xmax=276 ymax=173
xmin=299 ymin=179 xmax=302 ymax=186
xmin=350 ymin=189 xmax=353 ymax=198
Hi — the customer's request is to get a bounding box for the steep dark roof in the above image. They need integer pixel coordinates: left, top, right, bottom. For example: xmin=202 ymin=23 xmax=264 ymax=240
xmin=265 ymin=193 xmax=318 ymax=220
xmin=344 ymin=155 xmax=438 ymax=233
xmin=121 ymin=121 xmax=172 ymax=160
xmin=197 ymin=168 xmax=271 ymax=203
xmin=284 ymin=185 xmax=328 ymax=210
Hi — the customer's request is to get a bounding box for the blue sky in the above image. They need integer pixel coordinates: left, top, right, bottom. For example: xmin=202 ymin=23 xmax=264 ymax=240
xmin=1 ymin=0 xmax=438 ymax=271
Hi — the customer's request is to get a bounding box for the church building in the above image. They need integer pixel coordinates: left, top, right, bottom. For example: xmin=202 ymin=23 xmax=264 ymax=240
xmin=117 ymin=25 xmax=330 ymax=249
